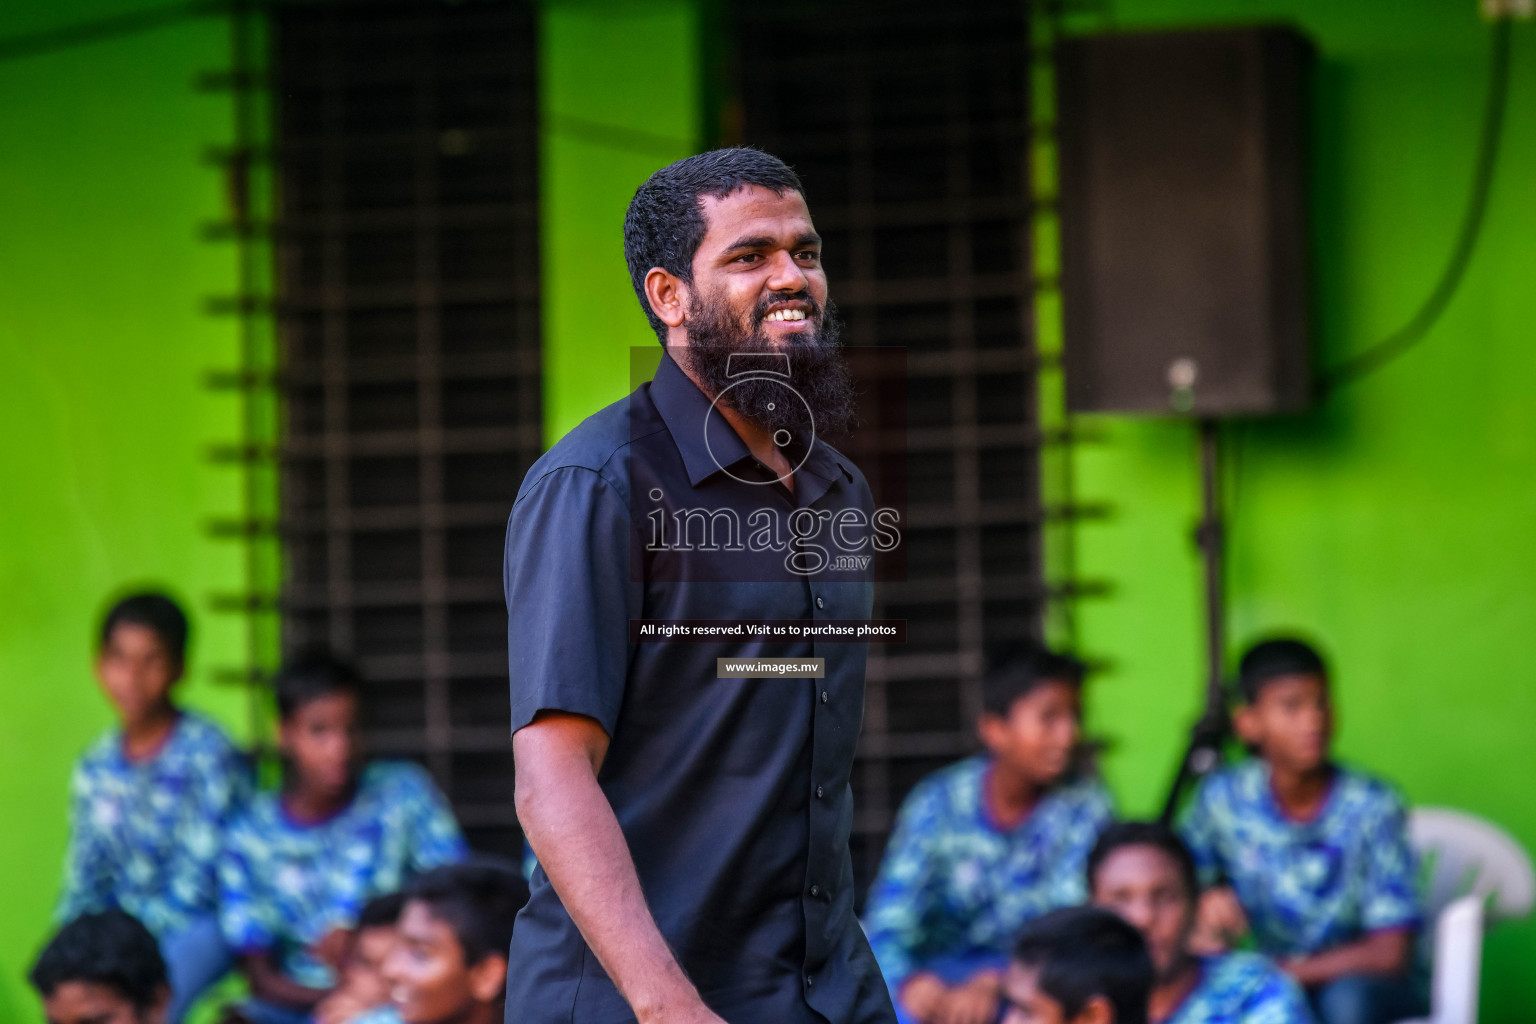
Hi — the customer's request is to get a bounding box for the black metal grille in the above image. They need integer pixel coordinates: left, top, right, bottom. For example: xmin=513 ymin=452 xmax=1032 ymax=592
xmin=272 ymin=0 xmax=539 ymax=857
xmin=736 ymin=0 xmax=1041 ymax=900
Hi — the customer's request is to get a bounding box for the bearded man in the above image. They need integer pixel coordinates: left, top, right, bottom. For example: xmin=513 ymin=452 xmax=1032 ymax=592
xmin=503 ymin=149 xmax=897 ymax=1024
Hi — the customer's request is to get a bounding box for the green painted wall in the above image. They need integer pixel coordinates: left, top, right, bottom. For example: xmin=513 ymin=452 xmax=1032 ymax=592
xmin=0 ymin=5 xmax=250 ymax=1021
xmin=1058 ymin=4 xmax=1536 ymax=1019
xmin=539 ymin=0 xmax=702 ymax=441
xmin=5 ymin=0 xmax=1533 ymax=1020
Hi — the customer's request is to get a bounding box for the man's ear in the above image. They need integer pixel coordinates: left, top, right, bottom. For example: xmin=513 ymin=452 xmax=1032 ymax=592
xmin=1232 ymin=704 xmax=1260 ymax=746
xmin=276 ymin=718 xmax=296 ymax=756
xmin=1071 ymin=994 xmax=1116 ymax=1024
xmin=644 ymin=267 xmax=690 ymax=329
xmin=977 ymin=711 xmax=1008 ymax=756
xmin=468 ymin=953 xmax=509 ymax=1004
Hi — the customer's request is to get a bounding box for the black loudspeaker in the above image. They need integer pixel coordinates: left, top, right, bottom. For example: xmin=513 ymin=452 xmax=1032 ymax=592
xmin=1057 ymin=26 xmax=1313 ymax=416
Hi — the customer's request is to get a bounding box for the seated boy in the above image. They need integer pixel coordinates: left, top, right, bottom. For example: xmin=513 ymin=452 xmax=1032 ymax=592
xmin=1004 ymin=905 xmax=1154 ymax=1024
xmin=865 ymin=643 xmax=1116 ymax=1024
xmin=58 ymin=593 xmax=251 ymax=1024
xmin=315 ymin=893 xmax=406 ymax=1024
xmin=218 ymin=655 xmax=468 ymax=1024
xmin=30 ymin=909 xmax=170 ymax=1024
xmin=1089 ymin=821 xmax=1315 ymax=1023
xmin=1179 ymin=639 xmax=1423 ymax=1024
xmin=380 ymin=862 xmax=527 ymax=1024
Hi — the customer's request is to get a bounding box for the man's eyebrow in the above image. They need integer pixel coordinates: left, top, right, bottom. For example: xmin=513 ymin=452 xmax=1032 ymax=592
xmin=721 ymin=232 xmax=823 ymax=253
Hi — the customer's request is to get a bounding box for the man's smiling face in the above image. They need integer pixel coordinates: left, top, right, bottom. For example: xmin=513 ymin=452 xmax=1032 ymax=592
xmin=671 ymin=183 xmax=855 ymax=438
xmin=687 ymin=184 xmax=828 ymax=347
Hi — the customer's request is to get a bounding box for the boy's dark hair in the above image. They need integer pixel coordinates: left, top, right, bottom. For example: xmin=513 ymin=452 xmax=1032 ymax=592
xmin=100 ymin=592 xmax=189 ymax=662
xmin=357 ymin=890 xmax=407 ymax=931
xmin=982 ymin=641 xmax=1087 ymax=717
xmin=1238 ymin=637 xmax=1328 ymax=705
xmin=273 ymin=651 xmax=362 ymax=721
xmin=1012 ymin=906 xmax=1153 ymax=1024
xmin=30 ymin=910 xmax=168 ymax=1010
xmin=405 ymin=862 xmax=528 ymax=965
xmin=1087 ymin=821 xmax=1199 ymax=905
xmin=623 ymin=147 xmax=805 ymax=341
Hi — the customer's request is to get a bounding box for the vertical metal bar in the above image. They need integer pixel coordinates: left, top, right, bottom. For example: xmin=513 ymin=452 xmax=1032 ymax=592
xmin=416 ymin=9 xmax=453 ymax=792
xmin=1159 ymin=418 xmax=1228 ymax=823
xmin=319 ymin=12 xmax=353 ymax=661
xmin=228 ymin=0 xmax=274 ymax=738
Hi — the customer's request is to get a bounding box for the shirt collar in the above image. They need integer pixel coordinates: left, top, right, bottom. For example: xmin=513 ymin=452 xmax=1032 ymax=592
xmin=649 ymin=350 xmax=857 ymax=495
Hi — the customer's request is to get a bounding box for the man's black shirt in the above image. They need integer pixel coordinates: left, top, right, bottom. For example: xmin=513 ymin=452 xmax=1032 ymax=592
xmin=503 ymin=353 xmax=896 ymax=1023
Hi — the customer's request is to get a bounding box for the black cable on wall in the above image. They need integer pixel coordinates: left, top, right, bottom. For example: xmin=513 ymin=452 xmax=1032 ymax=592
xmin=1318 ymin=19 xmax=1514 ymax=395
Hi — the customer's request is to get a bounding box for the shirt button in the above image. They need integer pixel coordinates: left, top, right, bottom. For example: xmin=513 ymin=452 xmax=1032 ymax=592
xmin=816 ymin=596 xmax=824 ymax=609
xmin=805 ymin=974 xmax=814 ymax=987
xmin=820 ymin=690 xmax=829 ymax=703
xmin=816 ymin=785 xmax=824 ymax=799
xmin=809 ymin=884 xmax=820 ymax=897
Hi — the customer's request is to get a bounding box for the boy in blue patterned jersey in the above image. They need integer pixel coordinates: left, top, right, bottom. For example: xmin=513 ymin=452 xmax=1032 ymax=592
xmin=1179 ymin=639 xmax=1423 ymax=1024
xmin=219 ymin=655 xmax=467 ymax=1024
xmin=1090 ymin=821 xmax=1315 ymax=1024
xmin=58 ymin=593 xmax=251 ymax=1024
xmin=865 ymin=643 xmax=1116 ymax=1024
xmin=378 ymin=863 xmax=526 ymax=1024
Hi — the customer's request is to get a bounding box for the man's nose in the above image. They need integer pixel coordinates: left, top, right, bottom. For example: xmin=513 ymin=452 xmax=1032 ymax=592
xmin=765 ymin=249 xmax=809 ymax=293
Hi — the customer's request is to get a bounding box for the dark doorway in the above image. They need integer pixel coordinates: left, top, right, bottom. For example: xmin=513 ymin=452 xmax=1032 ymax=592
xmin=271 ymin=0 xmax=540 ymax=858
xmin=734 ymin=0 xmax=1043 ymax=900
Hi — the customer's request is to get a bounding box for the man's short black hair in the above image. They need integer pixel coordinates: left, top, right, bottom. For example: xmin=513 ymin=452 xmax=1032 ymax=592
xmin=1237 ymin=637 xmax=1328 ymax=705
xmin=623 ymin=147 xmax=805 ymax=341
xmin=273 ymin=651 xmax=362 ymax=721
xmin=1011 ymin=906 xmax=1153 ymax=1024
xmin=30 ymin=910 xmax=168 ymax=1011
xmin=357 ymin=890 xmax=406 ymax=931
xmin=981 ymin=641 xmax=1086 ymax=717
xmin=100 ymin=592 xmax=189 ymax=662
xmin=1087 ymin=821 xmax=1198 ymax=905
xmin=405 ymin=862 xmax=528 ymax=965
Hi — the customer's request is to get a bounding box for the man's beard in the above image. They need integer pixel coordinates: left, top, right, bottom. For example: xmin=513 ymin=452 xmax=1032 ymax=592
xmin=680 ymin=289 xmax=857 ymax=440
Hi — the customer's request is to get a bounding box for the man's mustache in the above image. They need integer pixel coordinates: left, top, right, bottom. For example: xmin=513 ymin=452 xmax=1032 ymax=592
xmin=751 ymin=292 xmax=822 ymax=322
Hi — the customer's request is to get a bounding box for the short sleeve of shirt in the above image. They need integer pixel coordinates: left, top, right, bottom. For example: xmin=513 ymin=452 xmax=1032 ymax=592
xmin=217 ymin=821 xmax=276 ymax=956
xmin=58 ymin=759 xmax=113 ymax=922
xmin=863 ymin=780 xmax=947 ymax=985
xmin=1050 ymin=782 xmax=1116 ymax=906
xmin=1359 ymin=786 xmax=1421 ymax=933
xmin=1182 ymin=954 xmax=1317 ymax=1024
xmin=1247 ymin=968 xmax=1318 ymax=1024
xmin=398 ymin=765 xmax=469 ymax=871
xmin=505 ymin=465 xmax=636 ymax=737
xmin=1179 ymin=776 xmax=1226 ymax=888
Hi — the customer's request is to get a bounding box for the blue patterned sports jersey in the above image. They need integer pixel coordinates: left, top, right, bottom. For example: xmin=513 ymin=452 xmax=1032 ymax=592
xmin=1179 ymin=760 xmax=1420 ymax=957
xmin=346 ymin=1005 xmax=404 ymax=1024
xmin=1165 ymin=953 xmax=1316 ymax=1024
xmin=864 ymin=755 xmax=1115 ymax=985
xmin=58 ymin=711 xmax=251 ymax=938
xmin=218 ymin=760 xmax=467 ymax=988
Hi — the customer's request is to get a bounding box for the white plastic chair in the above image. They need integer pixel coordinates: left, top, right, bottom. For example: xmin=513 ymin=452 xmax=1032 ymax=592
xmin=1394 ymin=807 xmax=1535 ymax=1024
xmin=1397 ymin=894 xmax=1484 ymax=1024
xmin=1409 ymin=807 xmax=1535 ymax=922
